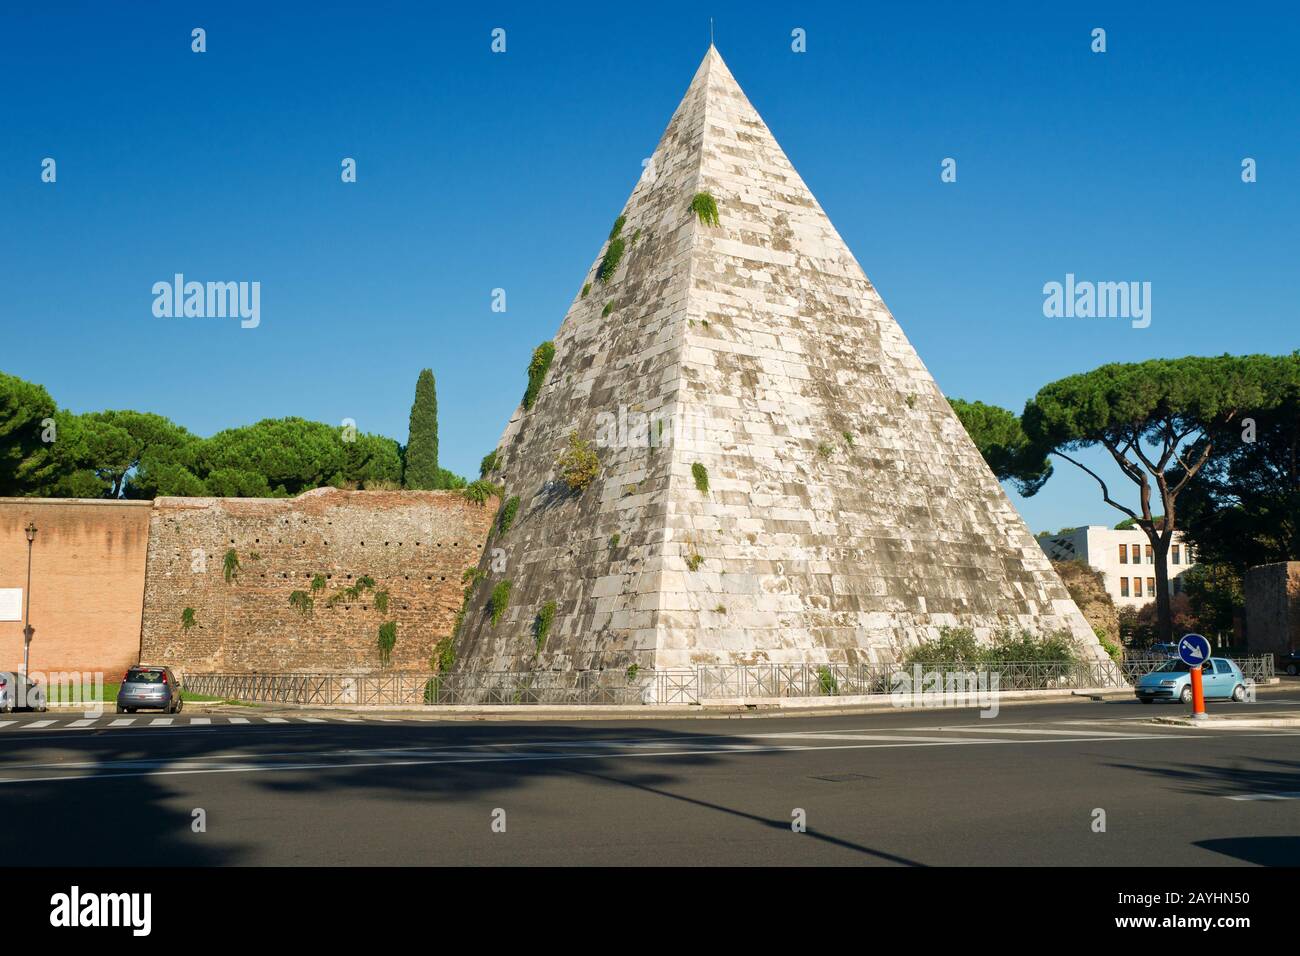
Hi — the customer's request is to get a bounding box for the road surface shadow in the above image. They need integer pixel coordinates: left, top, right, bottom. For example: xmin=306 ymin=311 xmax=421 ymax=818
xmin=564 ymin=766 xmax=926 ymax=866
xmin=1105 ymin=754 xmax=1300 ymax=800
xmin=0 ymin=722 xmax=750 ymax=865
xmin=1194 ymin=836 xmax=1300 ymax=866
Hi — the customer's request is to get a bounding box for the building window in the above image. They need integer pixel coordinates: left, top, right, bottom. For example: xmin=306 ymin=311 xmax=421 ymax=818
xmin=1148 ymin=577 xmax=1156 ymax=595
xmin=1120 ymin=578 xmax=1130 ymax=597
xmin=1119 ymin=544 xmax=1128 ymax=564
xmin=1174 ymin=577 xmax=1182 ymax=594
xmin=1145 ymin=544 xmax=1153 ymax=564
xmin=1134 ymin=577 xmax=1143 ymax=597
xmin=1132 ymin=544 xmax=1142 ymax=563
xmin=1172 ymin=545 xmax=1180 ymax=565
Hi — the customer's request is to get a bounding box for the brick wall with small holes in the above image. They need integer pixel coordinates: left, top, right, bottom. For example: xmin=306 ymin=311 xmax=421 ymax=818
xmin=138 ymin=487 xmax=495 ymax=675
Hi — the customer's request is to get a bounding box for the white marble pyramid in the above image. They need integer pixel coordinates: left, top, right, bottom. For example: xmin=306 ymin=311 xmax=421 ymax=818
xmin=455 ymin=47 xmax=1105 ymax=672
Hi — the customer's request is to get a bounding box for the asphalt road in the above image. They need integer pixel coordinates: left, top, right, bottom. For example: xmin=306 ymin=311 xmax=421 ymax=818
xmin=2 ymin=687 xmax=1298 ymax=866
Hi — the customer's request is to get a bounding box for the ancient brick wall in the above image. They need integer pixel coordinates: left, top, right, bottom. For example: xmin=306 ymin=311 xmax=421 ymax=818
xmin=0 ymin=498 xmax=152 ymax=676
xmin=1244 ymin=562 xmax=1300 ymax=656
xmin=139 ymin=488 xmax=495 ymax=675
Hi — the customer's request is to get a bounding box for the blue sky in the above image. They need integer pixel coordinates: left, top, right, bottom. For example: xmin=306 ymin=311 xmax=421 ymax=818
xmin=2 ymin=1 xmax=1297 ymax=532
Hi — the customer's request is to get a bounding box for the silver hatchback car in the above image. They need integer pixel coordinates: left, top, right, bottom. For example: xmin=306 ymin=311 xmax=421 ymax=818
xmin=117 ymin=665 xmax=183 ymax=714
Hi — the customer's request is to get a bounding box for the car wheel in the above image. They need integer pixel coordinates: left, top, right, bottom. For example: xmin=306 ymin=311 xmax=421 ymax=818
xmin=1180 ymin=686 xmax=1193 ymax=704
xmin=1287 ymin=664 xmax=1298 ymax=676
xmin=176 ymin=697 xmax=184 ymax=713
xmin=1232 ymin=684 xmax=1246 ymax=702
xmin=115 ymin=705 xmax=125 ymax=714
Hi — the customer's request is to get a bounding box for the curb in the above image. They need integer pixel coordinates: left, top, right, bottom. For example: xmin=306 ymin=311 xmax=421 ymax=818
xmin=1149 ymin=714 xmax=1300 ymax=729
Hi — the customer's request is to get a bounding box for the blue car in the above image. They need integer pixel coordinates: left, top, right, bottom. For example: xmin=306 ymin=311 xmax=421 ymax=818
xmin=1134 ymin=657 xmax=1249 ymax=705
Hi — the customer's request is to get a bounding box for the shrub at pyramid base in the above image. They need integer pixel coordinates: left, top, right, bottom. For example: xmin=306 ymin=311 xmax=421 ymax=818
xmin=453 ymin=47 xmax=1108 ymax=675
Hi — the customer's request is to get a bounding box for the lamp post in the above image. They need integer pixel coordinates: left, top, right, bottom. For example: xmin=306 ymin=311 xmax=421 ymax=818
xmin=22 ymin=522 xmax=36 ymax=676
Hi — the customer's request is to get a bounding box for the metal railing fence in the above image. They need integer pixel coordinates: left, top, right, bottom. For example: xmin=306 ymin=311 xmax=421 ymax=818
xmin=183 ymin=656 xmax=1275 ymax=707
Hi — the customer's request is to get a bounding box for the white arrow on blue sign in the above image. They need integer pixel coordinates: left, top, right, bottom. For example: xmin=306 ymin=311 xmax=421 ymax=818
xmin=1178 ymin=633 xmax=1212 ymax=667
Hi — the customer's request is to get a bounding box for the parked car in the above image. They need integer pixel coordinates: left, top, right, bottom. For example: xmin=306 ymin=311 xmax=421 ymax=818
xmin=1278 ymin=651 xmax=1300 ymax=677
xmin=116 ymin=665 xmax=183 ymax=714
xmin=0 ymin=672 xmax=48 ymax=713
xmin=1147 ymin=642 xmax=1180 ymax=658
xmin=1134 ymin=657 xmax=1249 ymax=704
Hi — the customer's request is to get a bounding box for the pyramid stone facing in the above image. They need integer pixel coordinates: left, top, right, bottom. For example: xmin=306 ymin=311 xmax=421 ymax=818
xmin=455 ymin=48 xmax=1106 ymax=673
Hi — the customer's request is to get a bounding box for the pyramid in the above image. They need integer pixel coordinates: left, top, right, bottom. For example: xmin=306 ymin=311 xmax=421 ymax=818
xmin=455 ymin=47 xmax=1106 ymax=673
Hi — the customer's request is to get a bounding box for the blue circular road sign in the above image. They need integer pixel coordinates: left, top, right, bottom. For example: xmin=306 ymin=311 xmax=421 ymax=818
xmin=1178 ymin=633 xmax=1212 ymax=667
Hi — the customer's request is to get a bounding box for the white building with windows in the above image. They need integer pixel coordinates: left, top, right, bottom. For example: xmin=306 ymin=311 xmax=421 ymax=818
xmin=1036 ymin=526 xmax=1195 ymax=609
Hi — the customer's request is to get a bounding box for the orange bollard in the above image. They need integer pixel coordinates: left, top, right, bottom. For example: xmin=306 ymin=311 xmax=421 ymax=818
xmin=1189 ymin=664 xmax=1207 ymax=719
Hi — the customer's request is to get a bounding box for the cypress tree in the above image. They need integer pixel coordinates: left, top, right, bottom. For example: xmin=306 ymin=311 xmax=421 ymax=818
xmin=404 ymin=369 xmax=439 ymax=489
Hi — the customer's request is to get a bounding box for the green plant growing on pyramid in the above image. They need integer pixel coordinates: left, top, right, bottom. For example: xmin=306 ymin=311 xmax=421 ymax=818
xmin=498 ymin=495 xmax=520 ymax=534
xmin=690 ymin=191 xmax=719 ymax=226
xmin=222 ymin=549 xmax=239 ymax=583
xmin=598 ymin=237 xmax=626 ymax=283
xmin=692 ymin=462 xmax=709 ymax=494
xmin=523 ymin=341 xmax=555 ymax=410
xmin=533 ymin=600 xmax=557 ymax=651
xmin=557 ymin=431 xmax=599 ymax=493
xmin=489 ymin=581 xmax=512 ymax=626
xmin=180 ymin=607 xmax=196 ymax=630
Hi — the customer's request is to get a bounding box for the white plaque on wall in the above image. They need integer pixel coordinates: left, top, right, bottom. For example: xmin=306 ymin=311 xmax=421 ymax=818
xmin=0 ymin=589 xmax=21 ymax=622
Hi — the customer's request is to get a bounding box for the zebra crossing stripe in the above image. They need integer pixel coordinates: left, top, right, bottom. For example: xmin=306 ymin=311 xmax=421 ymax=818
xmin=23 ymin=719 xmax=56 ymax=729
xmin=150 ymin=717 xmax=174 ymax=726
xmin=109 ymin=718 xmax=135 ymax=727
xmin=227 ymin=717 xmax=250 ymax=724
xmin=299 ymin=717 xmax=327 ymax=723
xmin=188 ymin=717 xmax=211 ymax=726
xmin=67 ymin=718 xmax=99 ymax=728
xmin=262 ymin=717 xmax=289 ymax=723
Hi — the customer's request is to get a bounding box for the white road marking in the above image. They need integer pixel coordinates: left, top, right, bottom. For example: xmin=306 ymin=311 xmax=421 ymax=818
xmin=0 ymin=721 xmax=14 ymax=729
xmin=227 ymin=717 xmax=250 ymax=724
xmin=931 ymin=726 xmax=1143 ymax=737
xmin=188 ymin=718 xmax=211 ymax=726
xmin=298 ymin=717 xmax=327 ymax=723
xmin=67 ymin=719 xmax=100 ymax=728
xmin=22 ymin=720 xmax=56 ymax=729
xmin=262 ymin=717 xmax=289 ymax=723
xmin=109 ymin=718 xmax=135 ymax=727
xmin=1225 ymin=791 xmax=1300 ymax=801
xmin=751 ymin=733 xmax=999 ymax=743
xmin=150 ymin=717 xmax=174 ymax=726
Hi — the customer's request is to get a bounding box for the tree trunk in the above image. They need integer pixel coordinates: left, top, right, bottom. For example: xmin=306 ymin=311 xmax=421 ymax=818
xmin=1149 ymin=528 xmax=1174 ymax=642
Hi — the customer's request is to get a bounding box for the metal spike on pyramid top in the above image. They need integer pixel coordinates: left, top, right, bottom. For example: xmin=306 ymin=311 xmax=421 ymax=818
xmin=456 ymin=47 xmax=1107 ymax=673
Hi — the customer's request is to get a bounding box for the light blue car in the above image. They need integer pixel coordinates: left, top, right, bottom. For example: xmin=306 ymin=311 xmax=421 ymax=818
xmin=1134 ymin=657 xmax=1249 ymax=705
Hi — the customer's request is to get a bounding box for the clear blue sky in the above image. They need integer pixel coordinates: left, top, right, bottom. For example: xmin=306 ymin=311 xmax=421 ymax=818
xmin=2 ymin=1 xmax=1297 ymax=532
